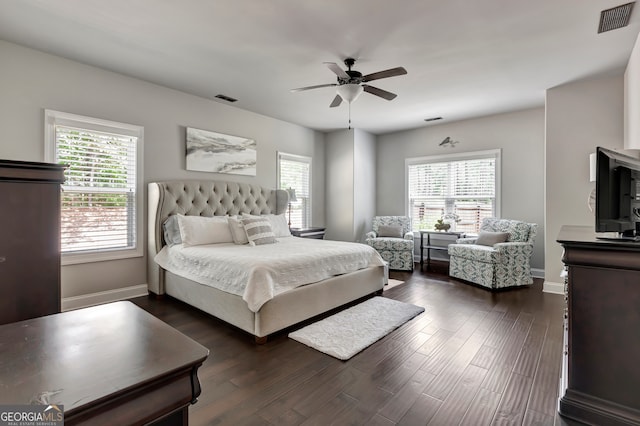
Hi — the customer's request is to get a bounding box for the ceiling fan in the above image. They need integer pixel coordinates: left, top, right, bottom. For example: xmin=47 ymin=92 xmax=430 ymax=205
xmin=291 ymin=58 xmax=407 ymax=108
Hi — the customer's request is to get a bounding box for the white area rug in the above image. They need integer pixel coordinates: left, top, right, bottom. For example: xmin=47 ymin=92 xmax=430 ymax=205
xmin=288 ymin=296 xmax=424 ymax=360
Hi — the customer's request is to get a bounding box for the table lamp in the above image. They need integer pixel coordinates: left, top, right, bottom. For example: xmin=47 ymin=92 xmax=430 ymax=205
xmin=286 ymin=187 xmax=297 ymax=226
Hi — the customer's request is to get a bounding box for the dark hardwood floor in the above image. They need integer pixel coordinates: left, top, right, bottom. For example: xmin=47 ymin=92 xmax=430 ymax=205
xmin=132 ymin=265 xmax=571 ymax=426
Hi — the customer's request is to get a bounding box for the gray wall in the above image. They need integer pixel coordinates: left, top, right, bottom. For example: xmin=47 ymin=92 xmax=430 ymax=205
xmin=0 ymin=40 xmax=326 ymax=300
xmin=353 ymin=129 xmax=377 ymax=242
xmin=377 ymin=108 xmax=546 ymax=271
xmin=325 ymin=128 xmax=377 ymax=242
xmin=325 ymin=130 xmax=355 ymax=241
xmin=544 ymin=74 xmax=628 ymax=286
xmin=625 ymin=32 xmax=640 ymax=150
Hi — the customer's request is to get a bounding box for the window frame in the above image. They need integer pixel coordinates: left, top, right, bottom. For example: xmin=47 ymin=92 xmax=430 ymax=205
xmin=405 ymin=149 xmax=501 ymax=232
xmin=44 ymin=109 xmax=144 ymax=265
xmin=276 ymin=151 xmax=312 ymax=228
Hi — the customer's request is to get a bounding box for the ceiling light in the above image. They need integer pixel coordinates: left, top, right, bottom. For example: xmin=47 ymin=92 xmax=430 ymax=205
xmin=336 ymin=84 xmax=364 ymax=103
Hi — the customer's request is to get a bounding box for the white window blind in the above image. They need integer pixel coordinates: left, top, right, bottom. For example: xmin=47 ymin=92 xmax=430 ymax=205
xmin=45 ymin=110 xmax=143 ymax=263
xmin=407 ymin=150 xmax=500 ymax=233
xmin=278 ymin=152 xmax=311 ymax=228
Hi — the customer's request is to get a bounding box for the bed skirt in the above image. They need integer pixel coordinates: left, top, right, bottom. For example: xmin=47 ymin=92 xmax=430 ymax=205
xmin=163 ymin=265 xmax=385 ymax=338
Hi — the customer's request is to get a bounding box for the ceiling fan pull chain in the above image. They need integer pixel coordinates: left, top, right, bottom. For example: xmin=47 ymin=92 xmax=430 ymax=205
xmin=348 ymin=102 xmax=352 ymax=129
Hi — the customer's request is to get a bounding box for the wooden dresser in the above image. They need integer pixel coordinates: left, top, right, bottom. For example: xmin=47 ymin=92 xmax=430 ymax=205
xmin=557 ymin=225 xmax=640 ymax=426
xmin=0 ymin=160 xmax=65 ymax=325
xmin=0 ymin=301 xmax=209 ymax=425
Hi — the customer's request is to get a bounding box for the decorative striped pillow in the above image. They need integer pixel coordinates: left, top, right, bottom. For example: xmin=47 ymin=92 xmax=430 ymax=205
xmin=241 ymin=217 xmax=277 ymax=246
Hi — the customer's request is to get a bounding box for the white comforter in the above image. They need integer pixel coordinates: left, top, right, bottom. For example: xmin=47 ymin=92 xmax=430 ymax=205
xmin=154 ymin=237 xmax=385 ymax=312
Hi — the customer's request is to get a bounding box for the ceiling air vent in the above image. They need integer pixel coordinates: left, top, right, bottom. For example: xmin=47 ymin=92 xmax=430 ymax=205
xmin=215 ymin=94 xmax=238 ymax=102
xmin=424 ymin=117 xmax=443 ymax=122
xmin=598 ymin=2 xmax=635 ymax=33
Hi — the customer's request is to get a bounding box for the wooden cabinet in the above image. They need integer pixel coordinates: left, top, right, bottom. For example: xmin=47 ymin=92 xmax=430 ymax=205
xmin=0 ymin=301 xmax=209 ymax=425
xmin=557 ymin=225 xmax=640 ymax=426
xmin=0 ymin=160 xmax=65 ymax=325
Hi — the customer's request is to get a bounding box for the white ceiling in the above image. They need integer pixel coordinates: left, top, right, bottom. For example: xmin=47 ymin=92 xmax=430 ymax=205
xmin=1 ymin=0 xmax=639 ymax=134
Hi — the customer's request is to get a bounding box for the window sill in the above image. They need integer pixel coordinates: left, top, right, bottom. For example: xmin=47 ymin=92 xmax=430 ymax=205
xmin=62 ymin=247 xmax=143 ymax=266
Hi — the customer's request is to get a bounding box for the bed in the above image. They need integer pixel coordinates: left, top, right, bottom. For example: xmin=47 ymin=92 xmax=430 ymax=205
xmin=147 ymin=180 xmax=386 ymax=343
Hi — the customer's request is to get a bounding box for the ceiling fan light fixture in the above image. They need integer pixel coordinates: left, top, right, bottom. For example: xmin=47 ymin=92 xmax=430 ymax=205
xmin=336 ymin=84 xmax=364 ymax=103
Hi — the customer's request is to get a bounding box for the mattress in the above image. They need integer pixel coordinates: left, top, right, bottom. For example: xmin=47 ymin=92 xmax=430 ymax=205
xmin=154 ymin=236 xmax=385 ymax=312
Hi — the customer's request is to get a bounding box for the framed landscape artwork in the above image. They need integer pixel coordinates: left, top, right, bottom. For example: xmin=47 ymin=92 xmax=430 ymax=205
xmin=186 ymin=127 xmax=257 ymax=176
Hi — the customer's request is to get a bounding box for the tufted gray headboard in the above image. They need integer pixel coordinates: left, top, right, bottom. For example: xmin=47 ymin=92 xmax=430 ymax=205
xmin=147 ymin=180 xmax=288 ymax=294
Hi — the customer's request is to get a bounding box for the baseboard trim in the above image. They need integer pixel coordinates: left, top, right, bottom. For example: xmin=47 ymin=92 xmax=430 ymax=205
xmin=543 ymin=281 xmax=564 ymax=295
xmin=559 ymin=388 xmax=640 ymax=426
xmin=62 ymin=284 xmax=148 ymax=311
xmin=531 ymin=268 xmax=545 ymax=279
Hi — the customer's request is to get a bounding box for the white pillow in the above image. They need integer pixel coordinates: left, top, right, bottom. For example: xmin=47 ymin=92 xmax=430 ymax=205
xmin=176 ymin=215 xmax=233 ymax=247
xmin=241 ymin=213 xmax=260 ymax=219
xmin=162 ymin=215 xmax=182 ymax=246
xmin=227 ymin=216 xmax=249 ymax=245
xmin=265 ymin=214 xmax=291 ymax=238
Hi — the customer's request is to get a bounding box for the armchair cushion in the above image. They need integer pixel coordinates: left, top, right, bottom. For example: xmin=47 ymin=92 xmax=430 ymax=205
xmin=378 ymin=225 xmax=403 ymax=238
xmin=494 ymin=241 xmax=534 ymax=257
xmin=449 ymin=241 xmax=533 ymax=264
xmin=448 ymin=244 xmax=501 ymax=263
xmin=476 ymin=231 xmax=509 ymax=246
xmin=455 ymin=237 xmax=477 ymax=244
xmin=367 ymin=237 xmax=414 ymax=252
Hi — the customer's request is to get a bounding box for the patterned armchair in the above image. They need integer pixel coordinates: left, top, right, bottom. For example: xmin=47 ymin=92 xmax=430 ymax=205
xmin=365 ymin=216 xmax=414 ymax=271
xmin=448 ymin=218 xmax=537 ymax=290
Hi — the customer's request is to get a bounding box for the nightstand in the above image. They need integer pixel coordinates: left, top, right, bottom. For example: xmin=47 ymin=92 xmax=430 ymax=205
xmin=290 ymin=227 xmax=326 ymax=239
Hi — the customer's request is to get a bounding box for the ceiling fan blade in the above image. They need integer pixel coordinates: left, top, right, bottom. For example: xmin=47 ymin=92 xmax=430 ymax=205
xmin=323 ymin=62 xmax=349 ymax=79
xmin=363 ymin=85 xmax=397 ymax=101
xmin=362 ymin=67 xmax=407 ymax=82
xmin=329 ymin=94 xmax=343 ymax=108
xmin=290 ymin=83 xmax=337 ymax=92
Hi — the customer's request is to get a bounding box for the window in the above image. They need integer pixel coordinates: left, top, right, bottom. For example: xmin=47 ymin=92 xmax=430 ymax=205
xmin=277 ymin=152 xmax=311 ymax=228
xmin=406 ymin=150 xmax=500 ymax=233
xmin=45 ymin=110 xmax=143 ymax=264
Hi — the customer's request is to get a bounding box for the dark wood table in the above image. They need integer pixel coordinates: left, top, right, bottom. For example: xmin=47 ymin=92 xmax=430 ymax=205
xmin=0 ymin=301 xmax=209 ymax=425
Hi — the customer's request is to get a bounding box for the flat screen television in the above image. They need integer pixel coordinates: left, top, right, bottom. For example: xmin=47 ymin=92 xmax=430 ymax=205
xmin=595 ymin=147 xmax=640 ymax=240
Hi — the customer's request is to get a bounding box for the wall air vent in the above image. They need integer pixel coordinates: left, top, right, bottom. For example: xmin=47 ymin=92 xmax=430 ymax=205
xmin=598 ymin=2 xmax=635 ymax=33
xmin=215 ymin=94 xmax=238 ymax=102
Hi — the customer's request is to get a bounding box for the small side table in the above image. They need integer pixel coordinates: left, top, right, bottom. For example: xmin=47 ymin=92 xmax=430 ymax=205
xmin=290 ymin=227 xmax=326 ymax=239
xmin=420 ymin=230 xmax=465 ymax=271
